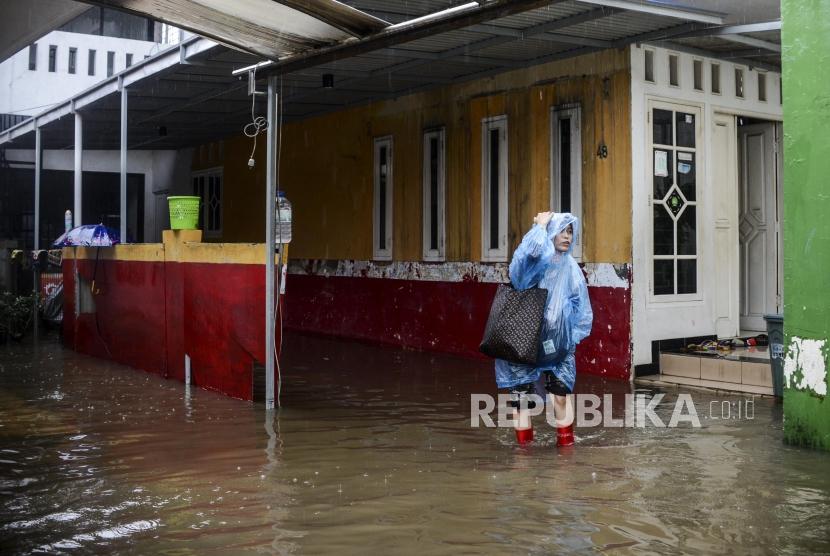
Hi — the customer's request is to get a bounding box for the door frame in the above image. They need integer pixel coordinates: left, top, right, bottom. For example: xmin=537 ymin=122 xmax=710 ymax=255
xmin=712 ymin=112 xmax=739 ymax=338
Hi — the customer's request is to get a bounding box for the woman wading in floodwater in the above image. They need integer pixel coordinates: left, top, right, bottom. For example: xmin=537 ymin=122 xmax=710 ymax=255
xmin=495 ymin=211 xmax=593 ymax=446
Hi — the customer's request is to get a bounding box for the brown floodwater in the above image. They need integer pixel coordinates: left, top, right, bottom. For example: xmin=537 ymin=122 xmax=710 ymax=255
xmin=1 ymin=331 xmax=829 ymax=555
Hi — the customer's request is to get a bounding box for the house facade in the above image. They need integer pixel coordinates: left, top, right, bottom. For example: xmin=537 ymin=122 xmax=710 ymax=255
xmin=191 ymin=48 xmax=633 ymax=380
xmin=0 ymin=1 xmax=787 ymax=399
xmin=186 ymin=43 xmax=782 ymax=387
xmin=630 ymin=45 xmax=783 ymax=382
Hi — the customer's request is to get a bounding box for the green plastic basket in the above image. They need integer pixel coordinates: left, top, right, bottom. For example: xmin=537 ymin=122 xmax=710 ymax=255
xmin=168 ymin=196 xmax=201 ymax=230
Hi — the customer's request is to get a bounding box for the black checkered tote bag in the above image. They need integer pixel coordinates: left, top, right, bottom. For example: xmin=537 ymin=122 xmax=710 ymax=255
xmin=479 ymin=284 xmax=548 ymax=365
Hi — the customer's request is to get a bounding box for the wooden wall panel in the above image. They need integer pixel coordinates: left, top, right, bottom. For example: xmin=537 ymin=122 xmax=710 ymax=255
xmin=508 ymin=88 xmax=533 ymax=261
xmin=203 ymin=48 xmax=632 ymax=263
xmin=444 ymin=93 xmax=471 ymax=261
xmin=276 ymin=108 xmax=375 ymax=260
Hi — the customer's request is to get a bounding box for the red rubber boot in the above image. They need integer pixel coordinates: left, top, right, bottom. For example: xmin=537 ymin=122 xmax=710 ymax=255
xmin=515 ymin=427 xmax=534 ymax=445
xmin=556 ymin=424 xmax=574 ymax=447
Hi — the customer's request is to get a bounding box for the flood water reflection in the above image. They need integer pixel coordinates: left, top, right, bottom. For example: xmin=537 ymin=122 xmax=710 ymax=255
xmin=2 ymin=332 xmax=829 ymax=554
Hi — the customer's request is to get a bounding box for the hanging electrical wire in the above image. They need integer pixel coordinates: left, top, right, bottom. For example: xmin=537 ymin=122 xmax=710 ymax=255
xmin=273 ymin=75 xmax=285 ymax=406
xmin=244 ymin=66 xmax=268 ymax=169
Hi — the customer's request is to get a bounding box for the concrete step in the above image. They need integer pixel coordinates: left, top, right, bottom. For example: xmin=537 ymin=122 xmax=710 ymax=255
xmin=650 ymin=352 xmax=774 ymax=396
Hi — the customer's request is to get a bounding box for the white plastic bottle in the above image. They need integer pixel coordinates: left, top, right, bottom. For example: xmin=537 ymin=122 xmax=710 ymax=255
xmin=64 ymin=210 xmax=73 ymax=232
xmin=276 ymin=191 xmax=292 ymax=244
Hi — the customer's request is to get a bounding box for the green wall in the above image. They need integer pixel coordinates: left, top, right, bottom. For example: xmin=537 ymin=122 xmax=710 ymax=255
xmin=782 ymin=0 xmax=830 ymax=451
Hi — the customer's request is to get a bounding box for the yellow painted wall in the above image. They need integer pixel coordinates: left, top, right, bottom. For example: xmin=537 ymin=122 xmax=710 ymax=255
xmin=194 ymin=48 xmax=632 ymax=263
xmin=64 ymin=230 xmax=284 ymax=265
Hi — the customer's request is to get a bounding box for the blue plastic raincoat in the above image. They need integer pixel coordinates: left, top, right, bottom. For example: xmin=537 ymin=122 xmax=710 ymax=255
xmin=494 ymin=213 xmax=593 ymax=391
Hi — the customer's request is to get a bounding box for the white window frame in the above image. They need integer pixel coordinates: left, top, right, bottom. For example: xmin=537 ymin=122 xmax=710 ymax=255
xmin=758 ymin=71 xmax=767 ymax=102
xmin=550 ymin=104 xmax=583 ymax=260
xmin=647 ymin=99 xmax=702 ymax=303
xmin=481 ymin=115 xmax=508 ymax=262
xmin=68 ymin=47 xmax=77 ymax=75
xmin=710 ymin=62 xmax=721 ymax=95
xmin=644 ymin=47 xmax=655 ymax=83
xmin=668 ymin=53 xmax=680 ymax=87
xmin=28 ymin=43 xmax=37 ymax=71
xmin=191 ymin=167 xmax=223 ymax=239
xmin=422 ymin=128 xmax=446 ymax=261
xmin=373 ymin=136 xmax=394 ymax=261
xmin=692 ymin=58 xmax=704 ymax=91
xmin=734 ymin=65 xmax=746 ymax=99
xmin=48 ymin=44 xmax=57 ymax=73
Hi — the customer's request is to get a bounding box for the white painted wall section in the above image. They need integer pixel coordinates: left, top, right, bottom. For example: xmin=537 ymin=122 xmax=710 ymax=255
xmin=6 ymin=148 xmax=188 ymax=241
xmin=629 ymin=45 xmax=783 ymax=367
xmin=784 ymin=338 xmax=827 ymax=396
xmin=0 ymin=30 xmax=161 ymax=115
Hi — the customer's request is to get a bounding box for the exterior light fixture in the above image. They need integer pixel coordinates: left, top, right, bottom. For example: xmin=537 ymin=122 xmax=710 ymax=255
xmin=322 ymin=73 xmax=334 ymax=88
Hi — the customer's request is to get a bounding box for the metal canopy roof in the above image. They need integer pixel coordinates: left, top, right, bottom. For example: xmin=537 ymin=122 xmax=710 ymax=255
xmin=0 ymin=0 xmax=89 ymax=63
xmin=84 ymin=0 xmax=388 ymax=58
xmin=0 ymin=0 xmax=782 ymax=152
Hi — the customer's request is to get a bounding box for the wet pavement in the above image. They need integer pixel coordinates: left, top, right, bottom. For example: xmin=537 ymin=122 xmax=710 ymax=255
xmin=1 ymin=331 xmax=830 ymax=555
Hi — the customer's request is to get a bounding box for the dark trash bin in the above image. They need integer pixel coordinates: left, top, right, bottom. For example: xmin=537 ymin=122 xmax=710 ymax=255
xmin=764 ymin=313 xmax=784 ymax=398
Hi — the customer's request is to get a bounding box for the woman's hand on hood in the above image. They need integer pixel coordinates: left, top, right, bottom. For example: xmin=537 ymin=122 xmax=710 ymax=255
xmin=533 ymin=211 xmax=554 ymax=228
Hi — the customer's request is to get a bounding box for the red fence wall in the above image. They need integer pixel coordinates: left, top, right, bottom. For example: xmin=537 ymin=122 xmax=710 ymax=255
xmin=62 ymin=237 xmax=274 ymax=401
xmin=62 ymin=245 xmax=631 ymax=401
xmin=283 ymin=262 xmax=632 ymax=382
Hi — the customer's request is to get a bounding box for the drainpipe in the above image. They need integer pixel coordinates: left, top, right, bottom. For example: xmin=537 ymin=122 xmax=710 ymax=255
xmin=264 ymin=75 xmax=278 ymax=409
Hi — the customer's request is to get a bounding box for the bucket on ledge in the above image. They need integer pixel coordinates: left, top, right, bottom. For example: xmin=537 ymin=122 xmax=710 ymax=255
xmin=167 ymin=196 xmax=200 ymax=230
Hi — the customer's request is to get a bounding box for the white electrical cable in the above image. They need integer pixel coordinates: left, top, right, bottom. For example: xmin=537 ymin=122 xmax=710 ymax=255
xmin=278 ymin=76 xmax=286 ymax=405
xmin=272 ymin=76 xmax=285 ymax=407
xmin=245 ymin=66 xmax=268 ymax=166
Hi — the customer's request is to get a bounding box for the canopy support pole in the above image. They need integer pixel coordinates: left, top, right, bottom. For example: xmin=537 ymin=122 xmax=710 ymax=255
xmin=34 ymin=124 xmax=41 ymax=250
xmin=120 ymin=80 xmax=128 ymax=242
xmin=33 ymin=122 xmax=42 ymax=341
xmin=264 ymin=76 xmax=278 ymax=409
xmin=73 ymin=110 xmax=82 ymax=226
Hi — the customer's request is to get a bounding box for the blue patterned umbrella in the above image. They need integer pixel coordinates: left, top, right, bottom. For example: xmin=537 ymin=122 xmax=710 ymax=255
xmin=53 ymin=224 xmax=121 ymax=247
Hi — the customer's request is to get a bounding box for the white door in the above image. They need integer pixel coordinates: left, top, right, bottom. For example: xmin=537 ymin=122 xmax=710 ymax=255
xmin=712 ymin=114 xmax=739 ymax=338
xmin=738 ymin=122 xmax=779 ymax=331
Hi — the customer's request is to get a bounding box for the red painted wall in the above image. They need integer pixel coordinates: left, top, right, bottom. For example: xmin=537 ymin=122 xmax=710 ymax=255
xmin=63 ymin=258 xmax=276 ymax=400
xmin=283 ymin=274 xmax=631 ymax=382
xmin=63 ymin=258 xmax=168 ymax=376
xmin=63 ymin=257 xmax=630 ymax=401
xmin=181 ymin=262 xmax=267 ymax=400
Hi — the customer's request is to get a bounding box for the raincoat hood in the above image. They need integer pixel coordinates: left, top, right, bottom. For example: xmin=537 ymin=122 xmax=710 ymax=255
xmin=546 ymin=212 xmax=579 ymax=256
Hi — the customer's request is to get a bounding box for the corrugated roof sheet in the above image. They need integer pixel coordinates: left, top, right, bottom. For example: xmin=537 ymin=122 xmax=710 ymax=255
xmin=83 ymin=0 xmax=387 ymax=60
xmin=477 ymin=38 xmax=571 ymax=60
xmin=563 ymin=11 xmax=684 ymax=42
xmin=344 ymin=0 xmax=458 ymax=18
xmin=398 ymin=29 xmax=495 ymax=53
xmin=490 ymin=3 xmax=597 ymax=29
